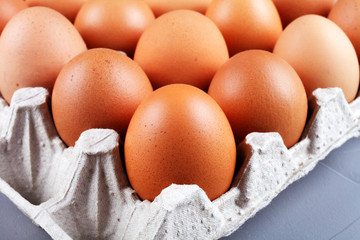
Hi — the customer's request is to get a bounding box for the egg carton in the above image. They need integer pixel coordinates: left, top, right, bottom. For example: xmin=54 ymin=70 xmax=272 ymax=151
xmin=0 ymin=86 xmax=359 ymax=240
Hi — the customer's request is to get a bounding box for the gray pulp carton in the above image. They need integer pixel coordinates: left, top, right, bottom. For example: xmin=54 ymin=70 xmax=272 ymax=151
xmin=0 ymin=86 xmax=359 ymax=239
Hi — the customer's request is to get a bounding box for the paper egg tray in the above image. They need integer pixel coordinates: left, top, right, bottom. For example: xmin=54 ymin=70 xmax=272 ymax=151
xmin=0 ymin=86 xmax=359 ymax=240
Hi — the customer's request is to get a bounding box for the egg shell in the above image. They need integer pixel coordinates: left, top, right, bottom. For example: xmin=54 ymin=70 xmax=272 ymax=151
xmin=124 ymin=84 xmax=236 ymax=201
xmin=134 ymin=9 xmax=229 ymax=91
xmin=0 ymin=6 xmax=87 ymax=104
xmin=273 ymin=14 xmax=360 ymax=103
xmin=25 ymin=0 xmax=89 ymax=22
xmin=52 ymin=48 xmax=153 ymax=146
xmin=0 ymin=0 xmax=27 ymax=34
xmin=328 ymin=0 xmax=360 ymax=61
xmin=208 ymin=50 xmax=308 ymax=148
xmin=271 ymin=0 xmax=335 ymax=27
xmin=74 ymin=0 xmax=155 ymax=57
xmin=206 ymin=0 xmax=283 ymax=56
xmin=143 ymin=0 xmax=212 ymax=17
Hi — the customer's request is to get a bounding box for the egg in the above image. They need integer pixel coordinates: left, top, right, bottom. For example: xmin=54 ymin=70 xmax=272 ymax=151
xmin=272 ymin=0 xmax=335 ymax=27
xmin=0 ymin=7 xmax=87 ymax=104
xmin=206 ymin=0 xmax=283 ymax=56
xmin=0 ymin=0 xmax=27 ymax=34
xmin=271 ymin=0 xmax=335 ymax=27
xmin=142 ymin=0 xmax=212 ymax=17
xmin=25 ymin=0 xmax=88 ymax=22
xmin=273 ymin=15 xmax=359 ymax=103
xmin=328 ymin=0 xmax=360 ymax=61
xmin=52 ymin=48 xmax=153 ymax=146
xmin=208 ymin=50 xmax=308 ymax=148
xmin=74 ymin=0 xmax=155 ymax=57
xmin=124 ymin=84 xmax=236 ymax=201
xmin=134 ymin=10 xmax=229 ymax=91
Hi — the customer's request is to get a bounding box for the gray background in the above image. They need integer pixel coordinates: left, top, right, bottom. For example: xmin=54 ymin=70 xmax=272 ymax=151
xmin=0 ymin=136 xmax=359 ymax=240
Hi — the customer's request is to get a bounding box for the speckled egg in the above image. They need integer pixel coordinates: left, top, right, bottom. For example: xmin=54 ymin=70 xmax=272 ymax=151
xmin=125 ymin=84 xmax=236 ymax=201
xmin=134 ymin=10 xmax=229 ymax=91
xmin=52 ymin=48 xmax=153 ymax=146
xmin=0 ymin=7 xmax=87 ymax=104
xmin=208 ymin=50 xmax=308 ymax=148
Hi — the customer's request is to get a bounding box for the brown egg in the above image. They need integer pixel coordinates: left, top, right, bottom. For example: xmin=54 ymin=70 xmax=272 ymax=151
xmin=328 ymin=0 xmax=360 ymax=61
xmin=52 ymin=48 xmax=153 ymax=146
xmin=125 ymin=84 xmax=236 ymax=201
xmin=208 ymin=50 xmax=308 ymax=148
xmin=0 ymin=0 xmax=27 ymax=34
xmin=134 ymin=10 xmax=229 ymax=91
xmin=273 ymin=15 xmax=359 ymax=103
xmin=0 ymin=7 xmax=87 ymax=104
xmin=143 ymin=0 xmax=212 ymax=17
xmin=206 ymin=0 xmax=283 ymax=56
xmin=74 ymin=0 xmax=155 ymax=57
xmin=271 ymin=0 xmax=334 ymax=27
xmin=25 ymin=0 xmax=88 ymax=22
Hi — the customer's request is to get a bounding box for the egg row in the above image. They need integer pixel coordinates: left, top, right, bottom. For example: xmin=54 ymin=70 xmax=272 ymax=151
xmin=0 ymin=0 xmax=359 ymax=202
xmin=0 ymin=0 xmax=357 ymax=57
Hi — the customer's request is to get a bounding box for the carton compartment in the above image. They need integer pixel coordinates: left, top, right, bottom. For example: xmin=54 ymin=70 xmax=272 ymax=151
xmin=0 ymin=88 xmax=65 ymax=205
xmin=0 ymin=86 xmax=359 ymax=239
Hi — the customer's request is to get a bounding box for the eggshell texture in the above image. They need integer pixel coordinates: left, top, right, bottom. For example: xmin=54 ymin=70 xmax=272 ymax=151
xmin=134 ymin=10 xmax=229 ymax=91
xmin=143 ymin=0 xmax=212 ymax=17
xmin=328 ymin=0 xmax=360 ymax=61
xmin=0 ymin=0 xmax=27 ymax=34
xmin=273 ymin=15 xmax=359 ymax=103
xmin=0 ymin=6 xmax=87 ymax=104
xmin=208 ymin=50 xmax=308 ymax=148
xmin=52 ymin=48 xmax=153 ymax=147
xmin=206 ymin=0 xmax=283 ymax=56
xmin=25 ymin=0 xmax=88 ymax=22
xmin=271 ymin=0 xmax=334 ymax=27
xmin=74 ymin=0 xmax=155 ymax=57
xmin=125 ymin=84 xmax=236 ymax=201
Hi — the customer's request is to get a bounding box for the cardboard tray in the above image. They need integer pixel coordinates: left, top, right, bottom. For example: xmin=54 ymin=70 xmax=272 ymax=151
xmin=0 ymin=86 xmax=359 ymax=239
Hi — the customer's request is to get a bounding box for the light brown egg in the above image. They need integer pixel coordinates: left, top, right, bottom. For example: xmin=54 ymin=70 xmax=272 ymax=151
xmin=52 ymin=48 xmax=153 ymax=146
xmin=134 ymin=10 xmax=229 ymax=91
xmin=143 ymin=0 xmax=212 ymax=17
xmin=0 ymin=0 xmax=27 ymax=34
xmin=273 ymin=14 xmax=359 ymax=103
xmin=74 ymin=0 xmax=155 ymax=57
xmin=206 ymin=0 xmax=283 ymax=56
xmin=0 ymin=6 xmax=87 ymax=104
xmin=25 ymin=0 xmax=89 ymax=22
xmin=271 ymin=0 xmax=334 ymax=27
xmin=125 ymin=84 xmax=236 ymax=201
xmin=328 ymin=0 xmax=360 ymax=61
xmin=208 ymin=50 xmax=308 ymax=148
